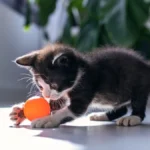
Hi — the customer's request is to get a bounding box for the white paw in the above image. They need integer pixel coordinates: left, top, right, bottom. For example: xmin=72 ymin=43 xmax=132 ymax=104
xmin=31 ymin=115 xmax=59 ymax=128
xmin=90 ymin=113 xmax=109 ymax=121
xmin=9 ymin=105 xmax=25 ymax=125
xmin=31 ymin=107 xmax=76 ymax=128
xmin=116 ymin=116 xmax=141 ymax=126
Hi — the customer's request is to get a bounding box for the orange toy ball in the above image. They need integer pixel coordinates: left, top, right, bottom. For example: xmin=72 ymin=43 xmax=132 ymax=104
xmin=23 ymin=96 xmax=51 ymax=121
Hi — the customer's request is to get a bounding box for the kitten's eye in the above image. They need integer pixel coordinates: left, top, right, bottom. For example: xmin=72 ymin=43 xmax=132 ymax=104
xmin=57 ymin=56 xmax=68 ymax=66
xmin=38 ymin=85 xmax=43 ymax=91
xmin=36 ymin=82 xmax=43 ymax=91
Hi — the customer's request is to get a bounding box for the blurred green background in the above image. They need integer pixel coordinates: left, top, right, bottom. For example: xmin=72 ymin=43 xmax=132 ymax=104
xmin=3 ymin=0 xmax=150 ymax=57
xmin=24 ymin=0 xmax=150 ymax=57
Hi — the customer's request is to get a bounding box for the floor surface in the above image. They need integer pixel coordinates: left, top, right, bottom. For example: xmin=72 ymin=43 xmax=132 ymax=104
xmin=0 ymin=107 xmax=150 ymax=150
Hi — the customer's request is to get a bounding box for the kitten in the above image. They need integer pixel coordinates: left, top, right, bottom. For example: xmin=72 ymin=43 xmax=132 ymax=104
xmin=10 ymin=44 xmax=150 ymax=128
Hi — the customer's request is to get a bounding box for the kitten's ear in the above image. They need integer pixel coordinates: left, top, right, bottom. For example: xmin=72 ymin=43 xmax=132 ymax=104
xmin=15 ymin=51 xmax=38 ymax=67
xmin=52 ymin=53 xmax=69 ymax=67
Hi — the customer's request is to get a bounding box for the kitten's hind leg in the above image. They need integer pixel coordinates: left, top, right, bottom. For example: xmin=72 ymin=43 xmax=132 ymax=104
xmin=117 ymin=90 xmax=148 ymax=126
xmin=90 ymin=106 xmax=127 ymax=121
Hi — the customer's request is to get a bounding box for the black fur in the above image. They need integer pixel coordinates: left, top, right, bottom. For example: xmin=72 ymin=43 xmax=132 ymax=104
xmin=16 ymin=44 xmax=150 ymax=123
xmin=106 ymin=106 xmax=128 ymax=121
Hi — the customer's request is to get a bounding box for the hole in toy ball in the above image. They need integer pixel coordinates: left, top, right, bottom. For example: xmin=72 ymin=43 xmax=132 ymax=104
xmin=24 ymin=97 xmax=51 ymax=121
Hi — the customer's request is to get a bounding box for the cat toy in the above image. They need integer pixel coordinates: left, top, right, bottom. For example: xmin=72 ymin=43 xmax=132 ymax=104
xmin=23 ymin=96 xmax=51 ymax=121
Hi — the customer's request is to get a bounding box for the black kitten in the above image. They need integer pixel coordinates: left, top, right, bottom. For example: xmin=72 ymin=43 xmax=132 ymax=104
xmin=14 ymin=44 xmax=150 ymax=128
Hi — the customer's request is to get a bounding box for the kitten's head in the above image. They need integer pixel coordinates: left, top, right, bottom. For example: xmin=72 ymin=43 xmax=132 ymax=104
xmin=15 ymin=44 xmax=79 ymax=101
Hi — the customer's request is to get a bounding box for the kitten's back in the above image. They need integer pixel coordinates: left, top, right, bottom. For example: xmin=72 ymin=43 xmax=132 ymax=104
xmin=87 ymin=47 xmax=147 ymax=64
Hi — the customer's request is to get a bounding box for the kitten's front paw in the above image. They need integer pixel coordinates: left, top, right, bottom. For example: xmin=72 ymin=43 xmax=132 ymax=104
xmin=116 ymin=116 xmax=141 ymax=126
xmin=31 ymin=116 xmax=59 ymax=128
xmin=9 ymin=106 xmax=25 ymax=125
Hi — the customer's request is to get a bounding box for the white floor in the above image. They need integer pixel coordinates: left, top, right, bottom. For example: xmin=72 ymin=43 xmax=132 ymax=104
xmin=1 ymin=108 xmax=150 ymax=150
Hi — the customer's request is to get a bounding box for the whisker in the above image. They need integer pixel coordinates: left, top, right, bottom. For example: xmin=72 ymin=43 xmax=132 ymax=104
xmin=19 ymin=72 xmax=43 ymax=99
xmin=26 ymin=78 xmax=33 ymax=83
xmin=27 ymin=90 xmax=37 ymax=97
xmin=27 ymin=92 xmax=35 ymax=98
xmin=28 ymin=86 xmax=39 ymax=95
xmin=17 ymin=77 xmax=31 ymax=81
xmin=31 ymin=85 xmax=37 ymax=93
xmin=20 ymin=73 xmax=32 ymax=77
xmin=29 ymin=83 xmax=36 ymax=93
xmin=27 ymin=90 xmax=42 ymax=98
xmin=27 ymin=93 xmax=36 ymax=98
xmin=26 ymin=81 xmax=34 ymax=88
xmin=28 ymin=89 xmax=37 ymax=95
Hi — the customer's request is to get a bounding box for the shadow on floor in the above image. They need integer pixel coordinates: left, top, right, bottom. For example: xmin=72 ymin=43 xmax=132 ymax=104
xmin=8 ymin=117 xmax=150 ymax=150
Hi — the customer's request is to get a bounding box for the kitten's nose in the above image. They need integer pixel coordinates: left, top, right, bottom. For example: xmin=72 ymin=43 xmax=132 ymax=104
xmin=50 ymin=83 xmax=58 ymax=90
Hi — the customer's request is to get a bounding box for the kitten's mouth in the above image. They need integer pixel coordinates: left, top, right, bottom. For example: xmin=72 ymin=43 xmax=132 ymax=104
xmin=50 ymin=89 xmax=63 ymax=100
xmin=44 ymin=88 xmax=71 ymax=101
xmin=44 ymin=93 xmax=61 ymax=101
xmin=50 ymin=94 xmax=61 ymax=100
